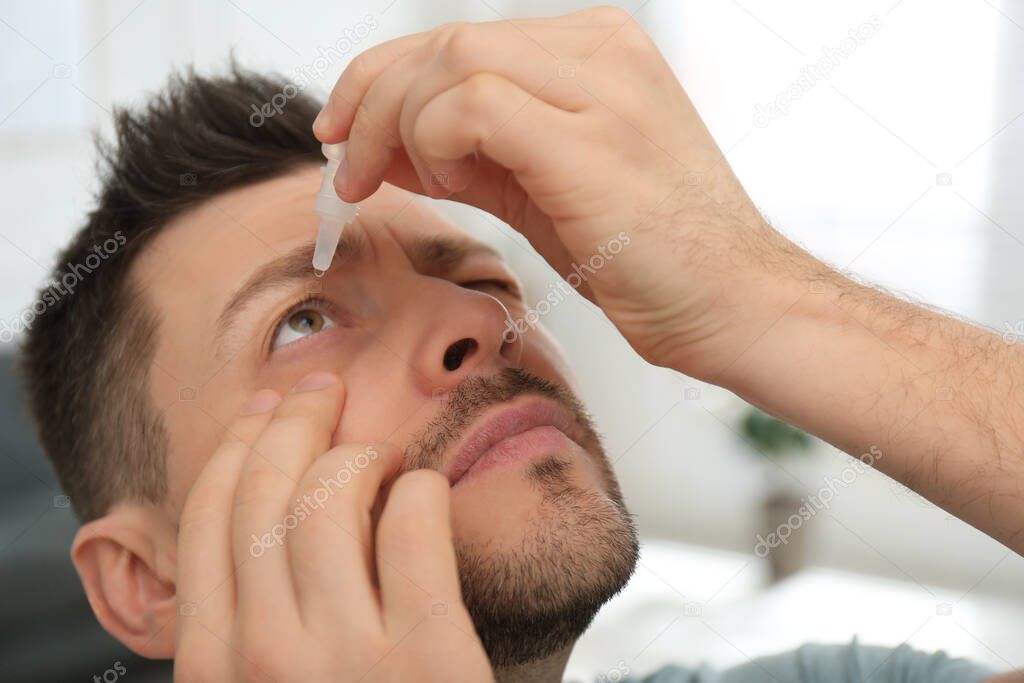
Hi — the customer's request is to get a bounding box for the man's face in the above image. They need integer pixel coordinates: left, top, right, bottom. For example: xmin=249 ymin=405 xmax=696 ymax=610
xmin=134 ymin=166 xmax=637 ymax=665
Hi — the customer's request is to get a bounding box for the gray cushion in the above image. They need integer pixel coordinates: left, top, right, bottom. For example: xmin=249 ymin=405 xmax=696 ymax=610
xmin=0 ymin=352 xmax=172 ymax=682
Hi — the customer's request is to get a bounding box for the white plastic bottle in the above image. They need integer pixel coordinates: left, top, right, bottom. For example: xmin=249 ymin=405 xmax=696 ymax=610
xmin=312 ymin=142 xmax=359 ymax=275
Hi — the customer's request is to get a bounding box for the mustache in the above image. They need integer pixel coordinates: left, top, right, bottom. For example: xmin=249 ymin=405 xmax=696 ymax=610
xmin=402 ymin=368 xmax=598 ymax=473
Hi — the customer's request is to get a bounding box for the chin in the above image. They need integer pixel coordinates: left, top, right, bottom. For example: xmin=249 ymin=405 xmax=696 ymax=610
xmin=449 ymin=453 xmax=640 ymax=670
xmin=398 ymin=368 xmax=640 ymax=667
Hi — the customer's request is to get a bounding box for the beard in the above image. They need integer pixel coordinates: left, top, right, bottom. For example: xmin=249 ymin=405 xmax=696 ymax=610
xmin=403 ymin=368 xmax=639 ymax=669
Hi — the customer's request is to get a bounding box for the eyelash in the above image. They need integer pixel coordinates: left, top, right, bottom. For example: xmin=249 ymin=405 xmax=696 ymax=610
xmin=265 ymin=278 xmax=517 ymax=356
xmin=461 ymin=279 xmax=519 ymax=297
xmin=268 ymin=295 xmax=339 ymax=352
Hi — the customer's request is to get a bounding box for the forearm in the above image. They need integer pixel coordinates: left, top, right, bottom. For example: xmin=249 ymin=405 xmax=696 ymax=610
xmin=706 ymin=246 xmax=1024 ymax=554
xmin=988 ymin=672 xmax=1024 ymax=682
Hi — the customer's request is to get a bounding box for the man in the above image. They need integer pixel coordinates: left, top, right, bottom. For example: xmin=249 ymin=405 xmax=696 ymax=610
xmin=21 ymin=6 xmax=1023 ymax=682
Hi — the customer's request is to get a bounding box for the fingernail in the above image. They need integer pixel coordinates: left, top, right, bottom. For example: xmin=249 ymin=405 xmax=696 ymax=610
xmin=293 ymin=372 xmax=338 ymax=393
xmin=313 ymin=102 xmax=332 ymax=137
xmin=239 ymin=389 xmax=281 ymax=416
xmin=334 ymin=154 xmax=349 ymax=195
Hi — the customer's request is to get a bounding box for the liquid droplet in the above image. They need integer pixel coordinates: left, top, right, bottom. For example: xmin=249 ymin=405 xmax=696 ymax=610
xmin=313 ymin=268 xmax=325 ymax=278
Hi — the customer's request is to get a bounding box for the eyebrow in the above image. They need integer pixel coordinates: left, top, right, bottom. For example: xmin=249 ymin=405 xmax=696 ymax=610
xmin=212 ymin=232 xmax=503 ymax=355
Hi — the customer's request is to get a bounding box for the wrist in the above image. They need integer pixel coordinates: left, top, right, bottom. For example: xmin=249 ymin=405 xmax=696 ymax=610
xmin=657 ymin=222 xmax=838 ymax=387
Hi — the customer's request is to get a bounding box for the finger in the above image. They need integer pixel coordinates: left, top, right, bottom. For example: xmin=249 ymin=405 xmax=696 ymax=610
xmin=413 ymin=74 xmax=609 ymax=289
xmin=314 ymin=31 xmax=431 ymax=142
xmin=340 ymin=48 xmax=423 ymax=201
xmin=378 ymin=153 xmax=518 ymax=227
xmin=415 ymin=73 xmax=582 ymax=192
xmin=376 ymin=469 xmax=467 ymax=636
xmin=231 ymin=372 xmax=345 ymax=622
xmin=222 ymin=390 xmax=284 ymax=447
xmin=375 ymin=146 xmax=427 ymax=196
xmin=176 ymin=390 xmax=282 ymax=643
xmin=289 ymin=443 xmax=404 ymax=628
xmin=316 ymin=4 xmax=613 ymax=138
xmin=338 ymin=45 xmax=479 ymax=200
xmin=343 ymin=23 xmax=577 ymax=201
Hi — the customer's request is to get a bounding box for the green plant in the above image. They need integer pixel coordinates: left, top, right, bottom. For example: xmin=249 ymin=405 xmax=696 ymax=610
xmin=740 ymin=407 xmax=812 ymax=457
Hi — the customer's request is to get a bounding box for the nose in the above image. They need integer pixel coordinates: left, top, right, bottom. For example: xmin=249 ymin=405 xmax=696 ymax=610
xmin=409 ymin=286 xmax=524 ymax=396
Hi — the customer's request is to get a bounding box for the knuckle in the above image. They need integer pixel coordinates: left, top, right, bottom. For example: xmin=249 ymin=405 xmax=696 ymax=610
xmin=438 ymin=22 xmax=482 ymax=70
xmin=345 ymin=51 xmax=375 ymax=88
xmin=457 ymin=73 xmax=500 ymax=119
xmin=431 ymin=21 xmax=470 ymax=48
xmin=586 ymin=5 xmax=633 ymax=24
xmin=613 ymin=21 xmax=656 ymax=56
xmin=370 ymin=442 xmax=404 ymax=472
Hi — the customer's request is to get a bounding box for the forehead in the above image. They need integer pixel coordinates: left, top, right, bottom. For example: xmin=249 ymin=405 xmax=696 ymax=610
xmin=132 ymin=165 xmax=494 ymax=401
xmin=133 ymin=165 xmax=471 ymax=303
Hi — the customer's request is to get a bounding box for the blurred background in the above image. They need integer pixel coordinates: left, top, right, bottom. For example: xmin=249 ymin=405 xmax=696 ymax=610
xmin=2 ymin=0 xmax=1023 ymax=681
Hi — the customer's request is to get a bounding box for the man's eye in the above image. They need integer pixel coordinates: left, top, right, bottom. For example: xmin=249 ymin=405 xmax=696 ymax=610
xmin=271 ymin=308 xmax=336 ymax=349
xmin=461 ymin=279 xmax=517 ymax=296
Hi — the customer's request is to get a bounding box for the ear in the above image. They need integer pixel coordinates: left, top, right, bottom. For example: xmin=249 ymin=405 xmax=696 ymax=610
xmin=71 ymin=503 xmax=178 ymax=658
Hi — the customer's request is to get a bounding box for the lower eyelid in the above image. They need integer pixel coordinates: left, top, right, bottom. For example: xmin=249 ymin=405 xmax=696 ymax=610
xmin=268 ymin=320 xmax=342 ymax=356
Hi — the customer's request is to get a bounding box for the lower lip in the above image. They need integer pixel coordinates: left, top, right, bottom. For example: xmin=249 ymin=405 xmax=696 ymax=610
xmin=455 ymin=425 xmax=575 ymax=487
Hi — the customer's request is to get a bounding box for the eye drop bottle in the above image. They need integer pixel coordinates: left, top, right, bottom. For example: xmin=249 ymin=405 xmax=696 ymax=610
xmin=312 ymin=142 xmax=359 ymax=275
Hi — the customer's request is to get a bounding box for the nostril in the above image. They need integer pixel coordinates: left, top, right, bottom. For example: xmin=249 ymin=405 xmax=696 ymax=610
xmin=443 ymin=338 xmax=478 ymax=371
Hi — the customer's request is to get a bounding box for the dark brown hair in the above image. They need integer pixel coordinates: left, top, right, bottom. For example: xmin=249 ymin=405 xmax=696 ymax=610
xmin=21 ymin=64 xmax=323 ymax=520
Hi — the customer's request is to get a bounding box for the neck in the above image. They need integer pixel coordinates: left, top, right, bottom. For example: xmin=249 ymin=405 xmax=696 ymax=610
xmin=495 ymin=645 xmax=573 ymax=683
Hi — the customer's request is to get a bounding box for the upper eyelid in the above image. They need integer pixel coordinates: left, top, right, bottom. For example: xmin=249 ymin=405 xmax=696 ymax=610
xmin=277 ymin=294 xmax=337 ymax=319
xmin=464 ymin=277 xmax=518 ymax=291
xmin=453 ymin=260 xmax=521 ymax=288
xmin=266 ymin=295 xmax=340 ymax=353
xmin=457 ymin=276 xmax=522 ymax=300
xmin=218 ymin=285 xmax=333 ymax=360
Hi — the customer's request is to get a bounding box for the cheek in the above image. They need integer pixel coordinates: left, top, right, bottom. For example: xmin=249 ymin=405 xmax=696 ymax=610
xmin=333 ymin=362 xmax=434 ymax=448
xmin=162 ymin=403 xmax=234 ymax=519
xmin=518 ymin=324 xmax=579 ymax=395
xmin=158 ymin=370 xmax=251 ymax=518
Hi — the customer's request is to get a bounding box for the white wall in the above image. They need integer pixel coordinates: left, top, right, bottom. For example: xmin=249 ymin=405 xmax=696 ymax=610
xmin=2 ymin=0 xmax=1022 ymax=607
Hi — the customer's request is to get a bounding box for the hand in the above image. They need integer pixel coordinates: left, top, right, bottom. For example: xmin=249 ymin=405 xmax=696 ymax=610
xmin=314 ymin=6 xmax=816 ymax=379
xmin=174 ymin=373 xmax=493 ymax=682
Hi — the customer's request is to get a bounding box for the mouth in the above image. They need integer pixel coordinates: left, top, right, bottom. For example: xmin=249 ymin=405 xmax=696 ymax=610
xmin=443 ymin=396 xmax=587 ymax=488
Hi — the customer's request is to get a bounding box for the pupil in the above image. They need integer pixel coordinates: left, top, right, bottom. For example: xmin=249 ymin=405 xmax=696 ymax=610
xmin=289 ymin=310 xmax=322 ymax=333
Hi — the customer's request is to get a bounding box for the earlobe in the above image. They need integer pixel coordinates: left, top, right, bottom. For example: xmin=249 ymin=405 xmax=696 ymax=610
xmin=71 ymin=504 xmax=178 ymax=659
